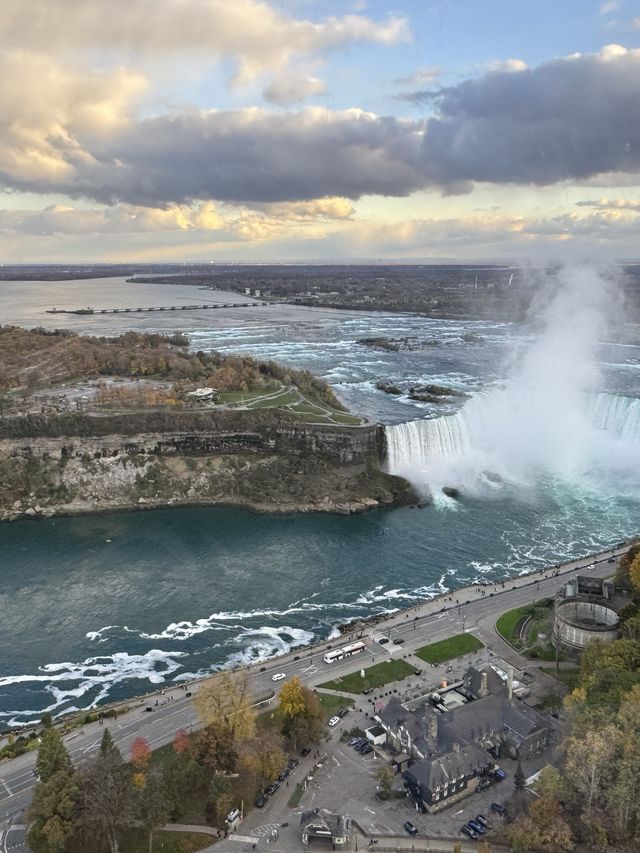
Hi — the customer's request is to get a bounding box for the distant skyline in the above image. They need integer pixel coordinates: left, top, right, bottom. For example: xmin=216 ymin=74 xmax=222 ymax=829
xmin=1 ymin=0 xmax=640 ymax=263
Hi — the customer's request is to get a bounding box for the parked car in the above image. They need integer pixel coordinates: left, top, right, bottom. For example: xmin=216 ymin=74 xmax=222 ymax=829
xmin=144 ymin=706 xmax=153 ymax=712
xmin=490 ymin=803 xmax=506 ymax=815
xmin=328 ymin=716 xmax=340 ymax=727
xmin=493 ymin=768 xmax=506 ymax=780
xmin=338 ymin=708 xmax=349 ymax=718
xmin=393 ymin=638 xmax=405 ymax=645
xmin=348 ymin=737 xmax=361 ymax=746
xmin=360 ymin=745 xmax=373 ymax=755
xmin=255 ymin=794 xmax=268 ymax=808
xmin=354 ymin=741 xmax=368 ymax=751
xmin=468 ymin=819 xmax=486 ymax=835
xmin=461 ymin=824 xmax=478 ymax=840
xmin=403 ymin=821 xmax=418 ymax=836
xmin=271 ymin=672 xmax=286 ymax=682
xmin=300 ymin=747 xmax=311 ymax=757
xmin=475 ymin=814 xmax=489 ymax=828
xmin=265 ymin=782 xmax=279 ymax=795
xmin=287 ymin=757 xmax=299 ymax=769
xmin=277 ymin=768 xmax=290 ymax=781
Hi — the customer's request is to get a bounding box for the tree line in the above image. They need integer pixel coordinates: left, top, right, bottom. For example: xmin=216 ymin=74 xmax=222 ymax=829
xmin=27 ymin=672 xmax=325 ymax=853
xmin=501 ymin=545 xmax=640 ymax=852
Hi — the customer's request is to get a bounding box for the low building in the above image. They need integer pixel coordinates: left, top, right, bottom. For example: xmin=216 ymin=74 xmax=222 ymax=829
xmin=365 ymin=724 xmax=386 ymax=745
xmin=300 ymin=809 xmax=350 ymax=847
xmin=187 ymin=387 xmax=220 ymax=402
xmin=377 ymin=665 xmax=552 ymax=812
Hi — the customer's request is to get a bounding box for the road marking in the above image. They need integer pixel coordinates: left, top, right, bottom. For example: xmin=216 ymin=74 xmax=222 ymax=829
xmin=364 ymin=807 xmax=376 ymax=814
xmin=0 ymin=781 xmax=10 ymax=798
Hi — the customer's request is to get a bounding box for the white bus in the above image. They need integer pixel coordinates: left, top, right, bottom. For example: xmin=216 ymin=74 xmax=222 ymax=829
xmin=323 ymin=640 xmax=366 ymax=664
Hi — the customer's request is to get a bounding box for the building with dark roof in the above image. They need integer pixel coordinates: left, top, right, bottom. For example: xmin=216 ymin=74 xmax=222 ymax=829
xmin=300 ymin=808 xmax=350 ymax=846
xmin=377 ymin=665 xmax=552 ymax=812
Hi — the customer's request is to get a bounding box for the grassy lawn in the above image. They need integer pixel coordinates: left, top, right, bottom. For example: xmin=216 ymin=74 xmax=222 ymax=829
xmin=496 ymin=606 xmax=529 ymax=645
xmin=318 ymin=659 xmax=415 ymax=694
xmin=317 ymin=693 xmax=354 ymax=718
xmin=120 ymin=830 xmax=213 ymax=853
xmin=496 ymin=601 xmax=553 ymax=649
xmin=246 ymin=389 xmax=300 ymax=408
xmin=415 ymin=633 xmax=484 ymax=665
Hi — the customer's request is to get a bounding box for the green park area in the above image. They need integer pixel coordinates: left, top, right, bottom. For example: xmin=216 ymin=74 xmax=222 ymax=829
xmin=217 ymin=382 xmax=363 ymax=425
xmin=414 ymin=633 xmax=484 ymax=665
xmin=318 ymin=658 xmax=416 ymax=693
xmin=496 ymin=600 xmax=557 ymax=659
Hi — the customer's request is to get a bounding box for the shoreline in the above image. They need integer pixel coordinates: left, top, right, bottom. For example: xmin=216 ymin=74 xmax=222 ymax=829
xmin=0 ymin=534 xmax=633 ymax=739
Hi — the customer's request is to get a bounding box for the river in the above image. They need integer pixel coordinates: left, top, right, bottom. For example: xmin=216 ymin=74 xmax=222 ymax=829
xmin=0 ymin=273 xmax=638 ymax=726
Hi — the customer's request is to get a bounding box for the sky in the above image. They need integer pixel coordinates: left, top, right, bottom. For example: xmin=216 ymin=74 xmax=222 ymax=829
xmin=1 ymin=0 xmax=640 ymax=263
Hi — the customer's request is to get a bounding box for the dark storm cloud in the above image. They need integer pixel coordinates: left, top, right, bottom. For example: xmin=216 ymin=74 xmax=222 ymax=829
xmin=62 ymin=109 xmax=427 ymax=206
xmin=420 ymin=45 xmax=640 ymax=189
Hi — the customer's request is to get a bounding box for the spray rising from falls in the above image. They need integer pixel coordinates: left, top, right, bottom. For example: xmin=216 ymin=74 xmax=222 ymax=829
xmin=386 ymin=266 xmax=640 ymax=499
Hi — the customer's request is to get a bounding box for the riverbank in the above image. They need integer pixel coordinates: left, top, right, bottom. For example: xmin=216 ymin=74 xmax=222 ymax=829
xmin=0 ymin=535 xmax=631 ymax=742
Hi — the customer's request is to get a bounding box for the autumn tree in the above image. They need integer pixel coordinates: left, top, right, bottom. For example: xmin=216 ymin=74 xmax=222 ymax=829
xmin=564 ymin=725 xmax=619 ymax=817
xmin=130 ymin=737 xmax=151 ymax=768
xmin=194 ymin=671 xmax=256 ymax=744
xmin=506 ymin=797 xmax=574 ymax=852
xmin=28 ymin=729 xmax=80 ymax=853
xmin=277 ymin=677 xmax=324 ymax=750
xmin=240 ymin=730 xmax=286 ymax=789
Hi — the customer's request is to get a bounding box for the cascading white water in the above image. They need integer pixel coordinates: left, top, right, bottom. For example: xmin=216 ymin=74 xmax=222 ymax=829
xmin=385 ymin=266 xmax=640 ymax=499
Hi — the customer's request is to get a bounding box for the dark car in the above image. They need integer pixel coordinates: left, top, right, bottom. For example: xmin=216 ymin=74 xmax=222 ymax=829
xmin=144 ymin=706 xmax=153 ymax=712
xmin=491 ymin=803 xmax=506 ymax=815
xmin=468 ymin=819 xmax=486 ymax=835
xmin=338 ymin=707 xmax=350 ymax=718
xmin=360 ymin=745 xmax=373 ymax=755
xmin=265 ymin=782 xmax=280 ymax=796
xmin=403 ymin=821 xmax=418 ymax=836
xmin=300 ymin=747 xmax=311 ymax=757
xmin=475 ymin=814 xmax=489 ymax=828
xmin=255 ymin=794 xmax=268 ymax=808
xmin=393 ymin=638 xmax=405 ymax=645
xmin=378 ymin=637 xmax=390 ymax=645
xmin=493 ymin=768 xmax=506 ymax=780
xmin=354 ymin=741 xmax=368 ymax=752
xmin=287 ymin=757 xmax=299 ymax=769
xmin=461 ymin=824 xmax=478 ymax=840
xmin=277 ymin=768 xmax=290 ymax=781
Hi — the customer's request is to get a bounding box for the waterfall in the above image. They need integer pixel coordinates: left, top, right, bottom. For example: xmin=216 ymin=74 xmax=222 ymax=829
xmin=588 ymin=393 xmax=640 ymax=442
xmin=385 ymin=391 xmax=640 ymax=497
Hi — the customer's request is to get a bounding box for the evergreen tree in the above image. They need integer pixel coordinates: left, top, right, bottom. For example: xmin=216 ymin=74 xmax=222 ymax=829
xmin=514 ymin=761 xmax=526 ymax=792
xmin=79 ymin=730 xmax=135 ymax=853
xmin=28 ymin=729 xmax=79 ymax=853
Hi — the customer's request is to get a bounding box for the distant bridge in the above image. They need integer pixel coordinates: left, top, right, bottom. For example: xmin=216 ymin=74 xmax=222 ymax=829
xmin=45 ymin=302 xmax=267 ymax=315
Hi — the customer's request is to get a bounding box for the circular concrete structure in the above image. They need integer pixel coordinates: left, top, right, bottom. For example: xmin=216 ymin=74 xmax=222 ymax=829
xmin=553 ymin=597 xmax=619 ymax=650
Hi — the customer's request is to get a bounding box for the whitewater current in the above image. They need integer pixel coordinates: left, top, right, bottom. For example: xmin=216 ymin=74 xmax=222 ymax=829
xmin=0 ymin=275 xmax=639 ymax=725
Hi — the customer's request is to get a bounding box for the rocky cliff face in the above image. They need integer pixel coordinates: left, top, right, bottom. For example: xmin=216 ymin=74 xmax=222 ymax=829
xmin=0 ymin=411 xmax=413 ymax=520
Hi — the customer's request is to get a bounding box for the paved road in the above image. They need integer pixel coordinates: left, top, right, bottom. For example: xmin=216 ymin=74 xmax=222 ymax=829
xmin=0 ymin=541 xmax=628 ymax=827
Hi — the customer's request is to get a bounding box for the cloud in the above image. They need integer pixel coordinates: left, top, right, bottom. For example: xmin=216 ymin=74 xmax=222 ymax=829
xmin=1 ymin=45 xmax=640 ymax=208
xmin=419 ymin=44 xmax=640 ymax=191
xmin=599 ymin=1 xmax=619 ymax=14
xmin=0 ymin=0 xmax=408 ymax=85
xmin=484 ymin=58 xmax=528 ymax=73
xmin=576 ymin=197 xmax=640 ymax=210
xmin=263 ymin=75 xmax=327 ymax=105
xmin=394 ymin=66 xmax=441 ymax=86
xmin=0 ymin=197 xmax=354 ymax=239
xmin=631 ymin=18 xmax=640 ymax=28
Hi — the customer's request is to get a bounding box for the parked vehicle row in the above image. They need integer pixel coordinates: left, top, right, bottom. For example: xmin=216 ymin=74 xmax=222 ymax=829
xmin=348 ymin=736 xmax=373 ymax=755
xmin=255 ymin=756 xmax=302 ymax=807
